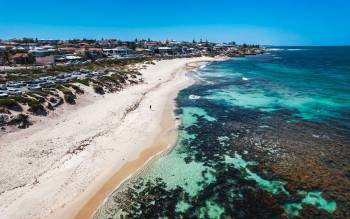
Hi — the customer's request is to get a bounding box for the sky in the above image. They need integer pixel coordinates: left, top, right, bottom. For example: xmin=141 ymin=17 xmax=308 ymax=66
xmin=0 ymin=0 xmax=349 ymax=46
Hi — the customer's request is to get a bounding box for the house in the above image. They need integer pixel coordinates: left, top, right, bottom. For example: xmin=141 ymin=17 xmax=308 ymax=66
xmin=135 ymin=48 xmax=153 ymax=56
xmin=12 ymin=46 xmax=26 ymax=52
xmin=35 ymin=55 xmax=55 ymax=65
xmin=30 ymin=46 xmax=57 ymax=57
xmin=156 ymin=47 xmax=173 ymax=55
xmin=143 ymin=41 xmax=160 ymax=51
xmin=58 ymin=47 xmax=78 ymax=54
xmin=77 ymin=48 xmax=103 ymax=59
xmin=103 ymin=47 xmax=133 ymax=57
xmin=11 ymin=53 xmax=35 ymax=65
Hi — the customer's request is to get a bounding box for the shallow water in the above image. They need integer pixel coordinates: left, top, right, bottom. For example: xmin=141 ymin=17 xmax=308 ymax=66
xmin=96 ymin=47 xmax=350 ymax=218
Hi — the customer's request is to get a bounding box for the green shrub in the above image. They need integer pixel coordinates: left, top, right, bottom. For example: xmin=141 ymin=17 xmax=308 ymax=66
xmin=11 ymin=95 xmax=32 ymax=104
xmin=68 ymin=84 xmax=84 ymax=94
xmin=52 ymin=97 xmax=64 ymax=107
xmin=28 ymin=102 xmax=47 ymax=116
xmin=49 ymin=97 xmax=56 ymax=103
xmin=47 ymin=102 xmax=54 ymax=111
xmin=64 ymin=93 xmax=76 ymax=104
xmin=26 ymin=93 xmax=45 ymax=103
xmin=77 ymin=78 xmax=90 ymax=86
xmin=0 ymin=107 xmax=11 ymax=114
xmin=8 ymin=113 xmax=31 ymax=128
xmin=93 ymin=85 xmax=105 ymax=95
xmin=0 ymin=98 xmax=22 ymax=111
xmin=57 ymin=85 xmax=73 ymax=95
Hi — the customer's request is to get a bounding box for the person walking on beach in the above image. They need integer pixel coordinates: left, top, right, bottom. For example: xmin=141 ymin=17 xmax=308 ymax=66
xmin=149 ymin=105 xmax=152 ymax=110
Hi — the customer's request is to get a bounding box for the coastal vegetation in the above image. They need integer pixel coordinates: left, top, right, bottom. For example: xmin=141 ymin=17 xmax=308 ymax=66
xmin=0 ymin=63 xmax=143 ymax=130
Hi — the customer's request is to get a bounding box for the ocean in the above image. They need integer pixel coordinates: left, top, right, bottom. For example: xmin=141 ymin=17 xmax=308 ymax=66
xmin=96 ymin=47 xmax=350 ymax=218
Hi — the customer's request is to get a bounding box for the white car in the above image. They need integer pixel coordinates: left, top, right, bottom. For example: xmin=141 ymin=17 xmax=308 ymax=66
xmin=7 ymin=88 xmax=21 ymax=95
xmin=0 ymin=92 xmax=8 ymax=97
xmin=28 ymin=85 xmax=42 ymax=90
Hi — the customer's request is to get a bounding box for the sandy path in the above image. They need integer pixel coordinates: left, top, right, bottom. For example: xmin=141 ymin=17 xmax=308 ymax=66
xmin=0 ymin=57 xmax=217 ymax=219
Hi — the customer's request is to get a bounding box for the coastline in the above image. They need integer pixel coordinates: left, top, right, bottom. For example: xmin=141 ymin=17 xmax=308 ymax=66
xmin=0 ymin=57 xmax=223 ymax=219
xmin=73 ymin=71 xmax=185 ymax=219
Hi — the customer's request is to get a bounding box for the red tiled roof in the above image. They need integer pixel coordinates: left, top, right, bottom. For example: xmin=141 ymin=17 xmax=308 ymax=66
xmin=12 ymin=53 xmax=29 ymax=58
xmin=88 ymin=48 xmax=102 ymax=51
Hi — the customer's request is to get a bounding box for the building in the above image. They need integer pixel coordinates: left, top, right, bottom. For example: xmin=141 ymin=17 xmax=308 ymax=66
xmin=103 ymin=47 xmax=133 ymax=58
xmin=35 ymin=55 xmax=55 ymax=65
xmin=11 ymin=53 xmax=35 ymax=65
xmin=135 ymin=48 xmax=153 ymax=56
xmin=80 ymin=48 xmax=104 ymax=59
xmin=58 ymin=47 xmax=78 ymax=54
xmin=143 ymin=41 xmax=160 ymax=51
xmin=156 ymin=47 xmax=174 ymax=55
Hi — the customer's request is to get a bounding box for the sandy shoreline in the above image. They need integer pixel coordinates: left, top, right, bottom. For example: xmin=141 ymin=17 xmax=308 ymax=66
xmin=0 ymin=57 xmax=222 ymax=219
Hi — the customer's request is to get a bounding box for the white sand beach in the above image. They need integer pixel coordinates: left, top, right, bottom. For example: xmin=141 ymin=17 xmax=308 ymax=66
xmin=0 ymin=57 xmax=220 ymax=219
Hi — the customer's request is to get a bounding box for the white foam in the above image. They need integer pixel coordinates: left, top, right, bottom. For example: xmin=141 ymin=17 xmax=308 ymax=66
xmin=242 ymin=77 xmax=249 ymax=81
xmin=268 ymin=48 xmax=284 ymax=51
xmin=189 ymin=95 xmax=201 ymax=100
xmin=199 ymin=64 xmax=207 ymax=69
xmin=287 ymin=48 xmax=305 ymax=51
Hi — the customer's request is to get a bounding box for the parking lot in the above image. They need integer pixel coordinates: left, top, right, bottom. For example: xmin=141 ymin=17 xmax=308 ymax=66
xmin=0 ymin=69 xmax=102 ymax=97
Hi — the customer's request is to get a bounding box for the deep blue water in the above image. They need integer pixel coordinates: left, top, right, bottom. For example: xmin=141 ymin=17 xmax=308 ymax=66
xmin=98 ymin=47 xmax=350 ymax=219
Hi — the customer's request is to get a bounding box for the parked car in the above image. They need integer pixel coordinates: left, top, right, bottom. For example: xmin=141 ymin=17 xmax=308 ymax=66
xmin=28 ymin=85 xmax=42 ymax=90
xmin=0 ymin=91 xmax=8 ymax=97
xmin=7 ymin=88 xmax=21 ymax=95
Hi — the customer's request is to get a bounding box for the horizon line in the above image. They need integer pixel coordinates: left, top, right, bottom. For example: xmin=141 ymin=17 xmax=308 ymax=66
xmin=0 ymin=37 xmax=349 ymax=47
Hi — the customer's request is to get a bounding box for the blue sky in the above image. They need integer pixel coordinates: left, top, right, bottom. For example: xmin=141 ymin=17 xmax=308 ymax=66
xmin=0 ymin=0 xmax=349 ymax=45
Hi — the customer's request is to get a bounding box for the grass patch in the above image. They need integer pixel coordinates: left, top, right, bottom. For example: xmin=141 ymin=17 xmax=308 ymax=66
xmin=77 ymin=78 xmax=91 ymax=86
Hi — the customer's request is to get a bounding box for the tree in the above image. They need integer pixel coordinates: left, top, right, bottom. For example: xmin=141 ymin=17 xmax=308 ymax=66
xmin=3 ymin=50 xmax=11 ymax=65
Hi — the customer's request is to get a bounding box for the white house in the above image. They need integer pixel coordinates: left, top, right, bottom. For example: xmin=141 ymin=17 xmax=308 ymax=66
xmin=157 ymin=47 xmax=173 ymax=55
xmin=103 ymin=47 xmax=133 ymax=57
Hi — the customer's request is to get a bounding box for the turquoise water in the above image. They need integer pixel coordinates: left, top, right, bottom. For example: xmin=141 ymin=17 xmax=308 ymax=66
xmin=203 ymin=48 xmax=350 ymax=123
xmin=98 ymin=47 xmax=350 ymax=218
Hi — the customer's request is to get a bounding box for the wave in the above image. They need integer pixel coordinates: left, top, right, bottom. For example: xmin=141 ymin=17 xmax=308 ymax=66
xmin=287 ymin=48 xmax=306 ymax=51
xmin=189 ymin=94 xmax=201 ymax=100
xmin=268 ymin=48 xmax=285 ymax=51
xmin=199 ymin=64 xmax=207 ymax=69
xmin=268 ymin=48 xmax=307 ymax=51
